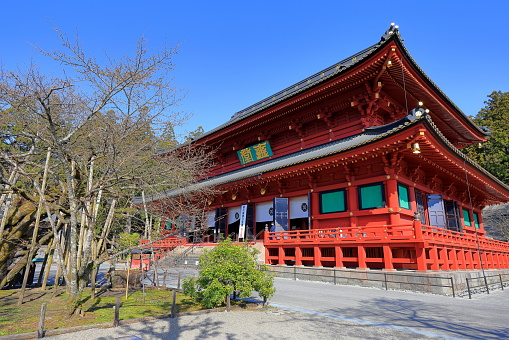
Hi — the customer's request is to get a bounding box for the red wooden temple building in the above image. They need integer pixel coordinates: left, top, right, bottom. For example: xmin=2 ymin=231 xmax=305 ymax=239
xmin=138 ymin=24 xmax=509 ymax=271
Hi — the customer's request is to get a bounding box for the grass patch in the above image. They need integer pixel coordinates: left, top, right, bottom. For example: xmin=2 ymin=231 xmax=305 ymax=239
xmin=0 ymin=287 xmax=203 ymax=336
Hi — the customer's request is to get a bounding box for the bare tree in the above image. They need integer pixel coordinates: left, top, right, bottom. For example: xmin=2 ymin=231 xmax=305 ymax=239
xmin=0 ymin=29 xmax=217 ymax=313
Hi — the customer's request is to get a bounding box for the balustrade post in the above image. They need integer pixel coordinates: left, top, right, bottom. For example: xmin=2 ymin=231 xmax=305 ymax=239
xmin=413 ymin=212 xmax=423 ymax=241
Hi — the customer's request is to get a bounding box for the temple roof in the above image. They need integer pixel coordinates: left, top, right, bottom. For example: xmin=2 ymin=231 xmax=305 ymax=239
xmin=181 ymin=24 xmax=487 ymax=147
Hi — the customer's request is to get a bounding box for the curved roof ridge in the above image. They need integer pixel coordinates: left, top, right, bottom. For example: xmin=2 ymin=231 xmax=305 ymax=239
xmin=185 ymin=26 xmax=397 ymax=145
xmin=390 ymin=31 xmax=487 ymax=138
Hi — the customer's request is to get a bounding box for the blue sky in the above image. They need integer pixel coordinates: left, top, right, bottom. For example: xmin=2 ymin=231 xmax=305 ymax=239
xmin=1 ymin=1 xmax=508 ymax=137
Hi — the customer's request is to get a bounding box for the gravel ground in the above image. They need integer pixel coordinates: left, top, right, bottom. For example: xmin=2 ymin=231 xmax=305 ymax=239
xmin=45 ymin=308 xmax=438 ymax=340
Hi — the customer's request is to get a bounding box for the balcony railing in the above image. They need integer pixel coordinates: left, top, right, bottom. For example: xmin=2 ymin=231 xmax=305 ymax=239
xmin=264 ymin=223 xmax=416 ymax=244
xmin=264 ymin=222 xmax=509 ymax=253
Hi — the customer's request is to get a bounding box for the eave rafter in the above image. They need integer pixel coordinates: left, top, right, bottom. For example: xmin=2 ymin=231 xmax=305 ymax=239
xmin=386 ymin=49 xmax=486 ymax=145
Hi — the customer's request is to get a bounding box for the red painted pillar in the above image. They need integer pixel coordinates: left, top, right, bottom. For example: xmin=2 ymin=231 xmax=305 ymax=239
xmin=314 ymin=246 xmax=322 ymax=267
xmin=278 ymin=247 xmax=284 ymax=265
xmin=495 ymin=253 xmax=501 ymax=269
xmin=347 ymin=185 xmax=358 ymax=228
xmin=480 ymin=252 xmax=487 ymax=269
xmin=449 ymin=248 xmax=459 ymax=270
xmin=386 ymin=173 xmax=400 ymax=225
xmin=415 ymin=246 xmax=427 ymax=271
xmin=310 ymin=191 xmax=320 ymax=229
xmin=430 ymin=245 xmax=440 ymax=270
xmin=440 ymin=247 xmax=450 ymax=270
xmin=458 ymin=249 xmax=467 ymax=270
xmin=466 ymin=250 xmax=474 ymax=269
xmin=357 ymin=245 xmax=367 ymax=269
xmin=295 ymin=246 xmax=302 ymax=266
xmin=473 ymin=251 xmax=481 ymax=269
xmin=335 ymin=246 xmax=344 ymax=268
xmin=383 ymin=245 xmax=395 ymax=271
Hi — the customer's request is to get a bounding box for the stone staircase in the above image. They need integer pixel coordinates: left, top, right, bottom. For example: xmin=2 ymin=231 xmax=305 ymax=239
xmin=157 ymin=245 xmax=207 ymax=270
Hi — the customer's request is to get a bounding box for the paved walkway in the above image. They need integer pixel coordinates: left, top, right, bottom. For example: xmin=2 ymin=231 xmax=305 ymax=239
xmin=45 ymin=277 xmax=509 ymax=339
xmin=270 ymin=278 xmax=509 ymax=339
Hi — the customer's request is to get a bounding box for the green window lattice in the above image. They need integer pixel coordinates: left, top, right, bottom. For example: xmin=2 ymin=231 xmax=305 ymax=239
xmin=320 ymin=189 xmax=346 ymax=214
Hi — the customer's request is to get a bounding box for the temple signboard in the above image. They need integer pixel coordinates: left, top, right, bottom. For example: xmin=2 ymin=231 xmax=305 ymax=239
xmin=237 ymin=141 xmax=273 ymax=165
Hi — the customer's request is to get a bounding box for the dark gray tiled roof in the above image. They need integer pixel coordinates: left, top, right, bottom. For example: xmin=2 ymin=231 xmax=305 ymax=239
xmin=179 ymin=24 xmax=484 ymax=147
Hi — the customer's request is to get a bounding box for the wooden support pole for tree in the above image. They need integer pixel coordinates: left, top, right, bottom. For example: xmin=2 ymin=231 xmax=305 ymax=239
xmin=91 ymin=241 xmax=97 ymax=300
xmin=53 ymin=225 xmax=69 ymax=297
xmin=40 ymin=238 xmax=55 ymax=290
xmin=0 ymin=171 xmax=18 ymax=250
xmin=125 ymin=260 xmax=131 ymax=300
xmin=142 ymin=191 xmax=150 ymax=240
xmin=18 ymin=148 xmax=51 ymax=306
xmin=37 ymin=239 xmax=50 ymax=287
xmin=114 ymin=297 xmax=120 ymax=327
xmin=37 ymin=303 xmax=47 ymax=338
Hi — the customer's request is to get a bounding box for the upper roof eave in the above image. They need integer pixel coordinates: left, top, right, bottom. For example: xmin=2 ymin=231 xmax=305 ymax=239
xmin=163 ymin=29 xmax=395 ymax=151
xmin=388 ymin=33 xmax=488 ymax=140
xmin=157 ymin=25 xmax=487 ymax=153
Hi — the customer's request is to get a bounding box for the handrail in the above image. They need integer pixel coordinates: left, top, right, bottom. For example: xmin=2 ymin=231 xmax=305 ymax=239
xmin=265 ymin=224 xmax=415 ymax=244
xmin=264 ymin=223 xmax=509 ymax=252
xmin=420 ymin=225 xmax=509 ymax=251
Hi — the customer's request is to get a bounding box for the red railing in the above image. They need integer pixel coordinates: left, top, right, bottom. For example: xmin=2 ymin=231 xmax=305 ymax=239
xmin=420 ymin=225 xmax=509 ymax=252
xmin=264 ymin=223 xmax=416 ymax=245
xmin=140 ymin=236 xmax=186 ymax=249
xmin=265 ymin=223 xmax=509 ymax=253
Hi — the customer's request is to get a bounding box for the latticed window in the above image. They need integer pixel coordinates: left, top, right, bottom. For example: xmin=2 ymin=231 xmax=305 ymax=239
xmin=320 ymin=189 xmax=346 ymax=214
xmin=359 ymin=183 xmax=385 ymax=210
xmin=398 ymin=183 xmax=411 ymax=210
xmin=463 ymin=208 xmax=472 ymax=227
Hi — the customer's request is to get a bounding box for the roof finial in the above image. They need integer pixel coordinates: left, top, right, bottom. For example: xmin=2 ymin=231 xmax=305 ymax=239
xmin=381 ymin=23 xmax=399 ymax=41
